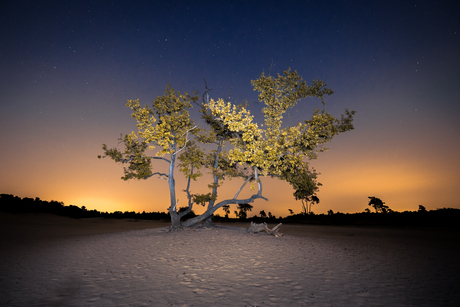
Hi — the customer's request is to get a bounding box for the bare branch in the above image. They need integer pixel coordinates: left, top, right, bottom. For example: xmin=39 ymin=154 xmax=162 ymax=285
xmin=201 ymin=78 xmax=213 ymax=104
xmin=233 ymin=175 xmax=254 ymax=199
xmin=146 ymin=172 xmax=169 ymax=179
xmin=172 ymin=125 xmax=198 ymax=156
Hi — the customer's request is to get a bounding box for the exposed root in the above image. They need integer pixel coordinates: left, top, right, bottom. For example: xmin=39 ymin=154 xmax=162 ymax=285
xmin=247 ymin=221 xmax=283 ymax=237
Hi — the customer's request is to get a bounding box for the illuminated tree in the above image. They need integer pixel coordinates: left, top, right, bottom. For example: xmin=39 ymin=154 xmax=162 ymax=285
xmin=99 ymin=85 xmax=199 ymax=229
xmin=176 ymin=86 xmax=247 ymax=228
xmin=100 ymin=68 xmax=355 ymax=230
xmin=207 ymin=68 xmax=355 ymax=214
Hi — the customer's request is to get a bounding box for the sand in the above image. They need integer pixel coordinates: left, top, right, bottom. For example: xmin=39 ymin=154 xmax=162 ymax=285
xmin=1 ymin=213 xmax=459 ymax=306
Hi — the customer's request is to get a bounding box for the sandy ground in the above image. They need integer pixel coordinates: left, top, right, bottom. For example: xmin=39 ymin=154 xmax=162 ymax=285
xmin=1 ymin=213 xmax=459 ymax=306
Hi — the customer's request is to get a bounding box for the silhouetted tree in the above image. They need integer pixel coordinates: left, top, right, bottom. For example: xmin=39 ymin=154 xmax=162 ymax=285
xmin=259 ymin=210 xmax=267 ymax=218
xmin=368 ymin=196 xmax=390 ymax=213
xmin=236 ymin=203 xmax=253 ymax=220
xmin=221 ymin=205 xmax=230 ymax=218
xmin=284 ymin=165 xmax=321 ymax=215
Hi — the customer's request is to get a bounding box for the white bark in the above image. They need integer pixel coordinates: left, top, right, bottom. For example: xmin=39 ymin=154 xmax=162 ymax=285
xmin=247 ymin=222 xmax=282 ymax=237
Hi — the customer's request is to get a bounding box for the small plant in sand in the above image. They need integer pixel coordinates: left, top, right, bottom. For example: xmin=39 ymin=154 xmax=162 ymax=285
xmin=100 ymin=68 xmax=355 ymax=229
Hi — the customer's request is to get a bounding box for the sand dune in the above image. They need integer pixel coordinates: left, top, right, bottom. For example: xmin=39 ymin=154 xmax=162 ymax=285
xmin=1 ymin=213 xmax=459 ymax=306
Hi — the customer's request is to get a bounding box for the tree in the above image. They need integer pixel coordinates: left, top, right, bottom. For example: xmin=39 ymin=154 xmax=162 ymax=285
xmin=287 ymin=166 xmax=320 ymax=214
xmin=176 ymin=84 xmax=246 ymax=227
xmin=222 ymin=205 xmax=230 ymax=218
xmin=100 ymin=68 xmax=354 ymax=229
xmin=99 ymin=84 xmax=266 ymax=230
xmin=207 ymin=68 xmax=354 ymax=217
xmin=235 ymin=203 xmax=253 ymax=220
xmin=367 ymin=196 xmax=390 ymax=213
xmin=99 ymin=85 xmax=199 ymax=229
xmin=259 ymin=210 xmax=267 ymax=218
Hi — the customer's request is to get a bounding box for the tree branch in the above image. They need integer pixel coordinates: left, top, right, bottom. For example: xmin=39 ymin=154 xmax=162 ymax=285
xmin=233 ymin=175 xmax=254 ymax=199
xmin=179 ymin=166 xmax=195 ymax=218
xmin=146 ymin=172 xmax=169 ymax=179
xmin=172 ymin=125 xmax=198 ymax=156
xmin=180 ymin=167 xmax=268 ymax=228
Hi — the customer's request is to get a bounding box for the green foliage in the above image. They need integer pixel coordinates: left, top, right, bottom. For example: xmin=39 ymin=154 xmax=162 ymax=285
xmin=127 ymin=85 xmax=199 ymax=156
xmin=283 ymin=164 xmax=320 ymax=214
xmin=100 ymin=133 xmax=153 ymax=180
xmin=191 ymin=193 xmax=216 ymax=206
xmin=207 ymin=68 xmax=355 ymax=178
xmin=178 ymin=141 xmax=204 ymax=181
xmin=207 ymin=68 xmax=355 ymax=214
xmin=99 ymin=85 xmax=199 ymax=182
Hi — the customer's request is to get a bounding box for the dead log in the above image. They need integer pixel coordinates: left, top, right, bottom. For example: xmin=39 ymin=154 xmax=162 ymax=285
xmin=247 ymin=221 xmax=282 ymax=237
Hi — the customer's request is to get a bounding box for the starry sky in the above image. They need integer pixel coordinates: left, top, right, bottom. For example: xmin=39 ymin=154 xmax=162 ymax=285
xmin=1 ymin=0 xmax=459 ymax=217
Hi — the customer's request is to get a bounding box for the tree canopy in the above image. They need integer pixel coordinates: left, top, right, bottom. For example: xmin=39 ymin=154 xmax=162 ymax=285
xmin=207 ymin=69 xmax=354 ymax=177
xmin=207 ymin=69 xmax=355 ymax=211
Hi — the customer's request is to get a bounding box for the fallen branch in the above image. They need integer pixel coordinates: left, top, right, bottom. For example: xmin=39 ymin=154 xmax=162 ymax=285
xmin=247 ymin=221 xmax=282 ymax=237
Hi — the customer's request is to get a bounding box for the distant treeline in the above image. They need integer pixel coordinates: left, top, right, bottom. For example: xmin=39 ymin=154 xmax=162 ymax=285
xmin=0 ymin=194 xmax=169 ymax=220
xmin=277 ymin=208 xmax=460 ymax=228
xmin=2 ymin=194 xmax=460 ymax=227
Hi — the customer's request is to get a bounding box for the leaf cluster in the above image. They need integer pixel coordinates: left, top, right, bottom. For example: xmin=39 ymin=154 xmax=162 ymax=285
xmin=127 ymin=85 xmax=198 ymax=156
xmin=99 ymin=133 xmax=153 ymax=180
xmin=100 ymin=85 xmax=199 ymax=181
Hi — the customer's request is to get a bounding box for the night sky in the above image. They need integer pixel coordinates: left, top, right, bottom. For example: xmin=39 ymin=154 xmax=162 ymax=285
xmin=1 ymin=0 xmax=459 ymax=217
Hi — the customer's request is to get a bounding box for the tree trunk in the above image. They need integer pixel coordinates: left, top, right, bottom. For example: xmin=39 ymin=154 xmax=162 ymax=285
xmin=181 ymin=167 xmax=268 ymax=228
xmin=168 ymin=143 xmax=181 ymax=229
xmin=202 ymin=200 xmax=214 ymax=227
xmin=203 ymin=216 xmax=213 ymax=227
xmin=170 ymin=210 xmax=181 ymax=229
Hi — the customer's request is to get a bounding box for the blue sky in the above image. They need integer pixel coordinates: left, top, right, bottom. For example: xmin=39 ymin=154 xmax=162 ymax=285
xmin=1 ymin=0 xmax=459 ymax=216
